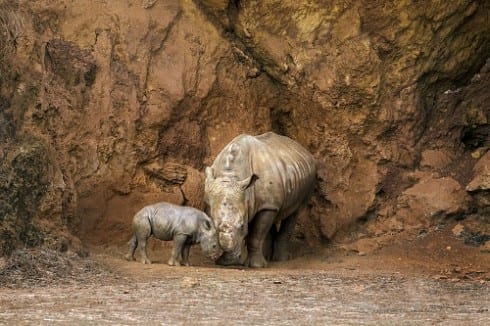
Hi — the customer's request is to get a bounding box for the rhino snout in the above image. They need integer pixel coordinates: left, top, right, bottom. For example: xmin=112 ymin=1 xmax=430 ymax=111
xmin=216 ymin=251 xmax=241 ymax=266
xmin=206 ymin=244 xmax=223 ymax=261
xmin=219 ymin=222 xmax=234 ymax=233
xmin=218 ymin=231 xmax=238 ymax=252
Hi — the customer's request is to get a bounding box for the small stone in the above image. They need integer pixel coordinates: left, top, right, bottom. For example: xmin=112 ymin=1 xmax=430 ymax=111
xmin=247 ymin=67 xmax=261 ymax=78
xmin=142 ymin=0 xmax=158 ymax=9
xmin=180 ymin=277 xmax=200 ymax=288
xmin=480 ymin=242 xmax=490 ymax=253
xmin=446 ymin=246 xmax=451 ymax=251
xmin=471 ymin=150 xmax=481 ymax=159
xmin=452 ymin=223 xmax=465 ymax=237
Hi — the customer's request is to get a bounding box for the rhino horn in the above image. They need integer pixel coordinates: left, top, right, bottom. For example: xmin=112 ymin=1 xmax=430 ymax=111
xmin=205 ymin=166 xmax=215 ymax=181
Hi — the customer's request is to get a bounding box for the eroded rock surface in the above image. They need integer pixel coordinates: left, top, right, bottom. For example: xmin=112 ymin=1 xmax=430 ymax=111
xmin=0 ymin=0 xmax=489 ymax=253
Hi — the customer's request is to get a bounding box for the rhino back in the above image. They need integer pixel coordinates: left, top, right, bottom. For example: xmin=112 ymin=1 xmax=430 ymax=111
xmin=253 ymin=133 xmax=316 ymax=218
xmin=212 ymin=132 xmax=316 ymax=220
xmin=144 ymin=202 xmax=201 ymax=241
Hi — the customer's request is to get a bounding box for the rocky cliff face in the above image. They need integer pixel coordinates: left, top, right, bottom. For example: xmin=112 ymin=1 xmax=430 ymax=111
xmin=1 ymin=0 xmax=488 ymax=255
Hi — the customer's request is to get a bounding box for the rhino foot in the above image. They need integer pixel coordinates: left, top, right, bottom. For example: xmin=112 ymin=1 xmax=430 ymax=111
xmin=244 ymin=254 xmax=268 ymax=268
xmin=125 ymin=254 xmax=135 ymax=262
xmin=167 ymin=258 xmax=181 ymax=266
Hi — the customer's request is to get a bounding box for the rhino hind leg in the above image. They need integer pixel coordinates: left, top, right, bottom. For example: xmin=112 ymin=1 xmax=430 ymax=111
xmin=182 ymin=244 xmax=191 ymax=266
xmin=125 ymin=235 xmax=137 ymax=261
xmin=272 ymin=212 xmax=298 ymax=261
xmin=133 ymin=216 xmax=152 ymax=264
xmin=137 ymin=240 xmax=152 ymax=264
xmin=263 ymin=226 xmax=277 ymax=261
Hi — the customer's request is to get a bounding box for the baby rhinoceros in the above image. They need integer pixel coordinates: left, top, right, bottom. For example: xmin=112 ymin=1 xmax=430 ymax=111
xmin=125 ymin=202 xmax=223 ymax=266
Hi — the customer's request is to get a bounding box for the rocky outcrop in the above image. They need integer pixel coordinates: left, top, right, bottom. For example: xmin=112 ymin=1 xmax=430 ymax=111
xmin=0 ymin=138 xmax=78 ymax=255
xmin=466 ymin=151 xmax=490 ymax=216
xmin=467 ymin=152 xmax=490 ymax=192
xmin=0 ymin=0 xmax=489 ymax=253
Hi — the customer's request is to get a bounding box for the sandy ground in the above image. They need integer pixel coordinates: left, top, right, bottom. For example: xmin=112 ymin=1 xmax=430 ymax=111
xmin=0 ymin=227 xmax=489 ymax=325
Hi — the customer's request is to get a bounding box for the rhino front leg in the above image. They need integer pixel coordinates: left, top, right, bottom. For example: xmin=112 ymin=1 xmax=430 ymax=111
xmin=168 ymin=234 xmax=187 ymax=266
xmin=272 ymin=212 xmax=298 ymax=261
xmin=245 ymin=210 xmax=276 ymax=268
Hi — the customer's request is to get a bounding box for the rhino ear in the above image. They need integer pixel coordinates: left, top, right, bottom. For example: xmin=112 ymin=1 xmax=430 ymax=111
xmin=238 ymin=174 xmax=258 ymax=191
xmin=202 ymin=218 xmax=212 ymax=231
xmin=205 ymin=166 xmax=215 ymax=181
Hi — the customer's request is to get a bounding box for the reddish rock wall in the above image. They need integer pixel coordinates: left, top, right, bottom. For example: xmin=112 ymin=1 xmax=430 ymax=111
xmin=0 ymin=0 xmax=488 ymax=254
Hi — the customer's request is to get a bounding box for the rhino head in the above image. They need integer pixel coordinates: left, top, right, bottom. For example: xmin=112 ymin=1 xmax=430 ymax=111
xmin=198 ymin=214 xmax=223 ymax=261
xmin=204 ymin=167 xmax=257 ymax=264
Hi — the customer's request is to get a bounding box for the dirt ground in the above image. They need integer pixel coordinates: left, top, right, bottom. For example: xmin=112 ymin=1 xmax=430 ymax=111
xmin=0 ymin=225 xmax=489 ymax=325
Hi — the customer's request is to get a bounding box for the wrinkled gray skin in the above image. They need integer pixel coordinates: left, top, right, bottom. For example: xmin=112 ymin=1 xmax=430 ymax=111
xmin=125 ymin=202 xmax=223 ymax=266
xmin=205 ymin=132 xmax=316 ymax=268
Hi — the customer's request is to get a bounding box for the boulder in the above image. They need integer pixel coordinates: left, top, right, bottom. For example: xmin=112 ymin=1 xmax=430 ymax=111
xmin=394 ymin=174 xmax=469 ymax=228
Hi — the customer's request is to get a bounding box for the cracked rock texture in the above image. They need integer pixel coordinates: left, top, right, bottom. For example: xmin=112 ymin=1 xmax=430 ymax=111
xmin=0 ymin=0 xmax=488 ymax=254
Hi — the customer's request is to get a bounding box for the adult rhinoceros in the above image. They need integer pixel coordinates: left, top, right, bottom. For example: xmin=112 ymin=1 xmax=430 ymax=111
xmin=204 ymin=132 xmax=316 ymax=268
